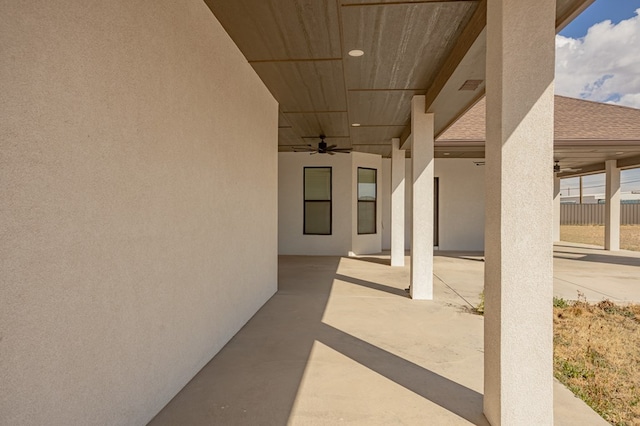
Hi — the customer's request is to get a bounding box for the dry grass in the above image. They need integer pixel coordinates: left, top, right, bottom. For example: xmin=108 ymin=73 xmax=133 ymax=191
xmin=554 ymin=296 xmax=640 ymax=425
xmin=561 ymin=225 xmax=640 ymax=251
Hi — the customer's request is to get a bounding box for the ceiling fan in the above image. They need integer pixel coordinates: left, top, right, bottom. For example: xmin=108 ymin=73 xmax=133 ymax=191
xmin=293 ymin=135 xmax=352 ymax=155
xmin=554 ymin=160 xmax=581 ymax=173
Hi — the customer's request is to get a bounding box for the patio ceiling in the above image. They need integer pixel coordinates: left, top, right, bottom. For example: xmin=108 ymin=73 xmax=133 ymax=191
xmin=205 ymin=0 xmax=592 ymax=158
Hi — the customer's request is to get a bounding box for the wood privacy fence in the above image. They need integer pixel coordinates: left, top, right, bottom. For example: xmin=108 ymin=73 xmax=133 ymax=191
xmin=561 ymin=204 xmax=640 ymax=225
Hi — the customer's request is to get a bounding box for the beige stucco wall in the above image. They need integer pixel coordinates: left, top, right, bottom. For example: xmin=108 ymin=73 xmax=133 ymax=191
xmin=382 ymin=158 xmax=485 ymax=251
xmin=278 ymin=152 xmax=382 ymax=255
xmin=0 ymin=2 xmax=278 ymax=425
xmin=278 ymin=152 xmax=353 ymax=255
xmin=434 ymin=159 xmax=485 ymax=251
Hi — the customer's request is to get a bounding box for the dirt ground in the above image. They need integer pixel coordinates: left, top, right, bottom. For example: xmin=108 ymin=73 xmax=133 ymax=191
xmin=561 ymin=225 xmax=640 ymax=251
xmin=554 ymin=299 xmax=640 ymax=425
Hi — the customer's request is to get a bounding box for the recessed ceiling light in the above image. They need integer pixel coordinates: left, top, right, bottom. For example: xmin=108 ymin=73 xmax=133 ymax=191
xmin=348 ymin=49 xmax=364 ymax=57
xmin=351 ymin=123 xmax=361 ymax=127
xmin=444 ymin=152 xmax=450 ymax=156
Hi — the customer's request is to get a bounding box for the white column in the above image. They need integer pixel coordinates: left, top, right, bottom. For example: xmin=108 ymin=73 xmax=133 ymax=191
xmin=410 ymin=96 xmax=434 ymax=300
xmin=605 ymin=160 xmax=621 ymax=251
xmin=553 ymin=175 xmax=561 ymax=242
xmin=484 ymin=0 xmax=555 ymax=424
xmin=391 ymin=138 xmax=406 ymax=266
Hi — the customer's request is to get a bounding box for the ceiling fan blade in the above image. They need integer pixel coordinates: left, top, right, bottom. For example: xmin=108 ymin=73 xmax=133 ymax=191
xmin=327 ymin=144 xmax=337 ymax=150
xmin=292 ymin=146 xmax=316 ymax=152
xmin=328 ymin=151 xmax=336 ymax=155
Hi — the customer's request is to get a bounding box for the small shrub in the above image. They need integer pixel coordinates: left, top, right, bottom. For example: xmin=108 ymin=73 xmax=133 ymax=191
xmin=558 ymin=359 xmax=594 ymax=380
xmin=554 ymin=297 xmax=568 ymax=308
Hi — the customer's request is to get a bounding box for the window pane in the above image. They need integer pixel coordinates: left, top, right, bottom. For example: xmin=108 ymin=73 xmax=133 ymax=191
xmin=358 ymin=201 xmax=376 ymax=234
xmin=305 ymin=168 xmax=331 ymax=200
xmin=358 ymin=168 xmax=376 ymax=201
xmin=305 ymin=202 xmax=331 ymax=234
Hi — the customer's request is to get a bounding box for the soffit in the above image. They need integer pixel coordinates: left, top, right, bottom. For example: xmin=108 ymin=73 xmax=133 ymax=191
xmin=205 ymin=0 xmax=593 ymax=158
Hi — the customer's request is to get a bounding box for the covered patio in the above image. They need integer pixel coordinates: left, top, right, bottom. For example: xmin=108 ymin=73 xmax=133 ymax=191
xmin=150 ymin=243 xmax=640 ymax=425
xmin=6 ymin=1 xmax=637 ymax=424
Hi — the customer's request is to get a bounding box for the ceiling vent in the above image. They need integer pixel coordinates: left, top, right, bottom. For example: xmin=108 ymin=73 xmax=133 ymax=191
xmin=458 ymin=79 xmax=483 ymax=91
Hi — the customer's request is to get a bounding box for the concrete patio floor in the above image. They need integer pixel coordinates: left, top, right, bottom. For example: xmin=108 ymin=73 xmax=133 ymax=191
xmin=149 ymin=243 xmax=640 ymax=425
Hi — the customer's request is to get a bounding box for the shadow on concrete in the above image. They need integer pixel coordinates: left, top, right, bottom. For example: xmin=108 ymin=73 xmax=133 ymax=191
xmin=553 ymin=250 xmax=640 ymax=267
xmin=353 ymin=252 xmax=486 ymax=264
xmin=554 ymin=243 xmax=604 ymax=250
xmin=149 ymin=255 xmax=487 ymax=425
xmin=318 ymin=323 xmax=489 ymax=425
xmin=334 ymin=273 xmax=409 ymax=298
xmin=347 ymin=256 xmax=391 ymax=266
xmin=148 ymin=256 xmax=339 ymax=426
xmin=434 ymin=251 xmax=485 ymax=262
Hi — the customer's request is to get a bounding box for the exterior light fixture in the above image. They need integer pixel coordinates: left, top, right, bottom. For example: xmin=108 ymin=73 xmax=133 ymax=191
xmin=351 ymin=123 xmax=361 ymax=127
xmin=348 ymin=49 xmax=364 ymax=57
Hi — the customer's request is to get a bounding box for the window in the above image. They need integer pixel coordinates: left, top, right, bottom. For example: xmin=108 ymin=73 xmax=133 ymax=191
xmin=304 ymin=167 xmax=332 ymax=235
xmin=357 ymin=167 xmax=377 ymax=234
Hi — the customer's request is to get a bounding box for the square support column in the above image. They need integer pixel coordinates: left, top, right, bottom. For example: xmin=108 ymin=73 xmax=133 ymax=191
xmin=553 ymin=175 xmax=561 ymax=242
xmin=410 ymin=96 xmax=434 ymax=300
xmin=605 ymin=159 xmax=621 ymax=251
xmin=391 ymin=138 xmax=406 ymax=266
xmin=484 ymin=0 xmax=555 ymax=424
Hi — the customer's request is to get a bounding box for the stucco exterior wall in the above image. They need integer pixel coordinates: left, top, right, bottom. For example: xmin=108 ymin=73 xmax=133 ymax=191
xmin=435 ymin=159 xmax=485 ymax=251
xmin=0 ymin=2 xmax=278 ymax=425
xmin=382 ymin=158 xmax=485 ymax=251
xmin=278 ymin=152 xmax=382 ymax=255
xmin=405 ymin=159 xmax=413 ymax=249
xmin=279 ymin=152 xmax=353 ymax=255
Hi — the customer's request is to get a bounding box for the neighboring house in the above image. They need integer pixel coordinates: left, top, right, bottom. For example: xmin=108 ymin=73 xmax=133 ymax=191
xmin=5 ymin=2 xmax=640 ymax=426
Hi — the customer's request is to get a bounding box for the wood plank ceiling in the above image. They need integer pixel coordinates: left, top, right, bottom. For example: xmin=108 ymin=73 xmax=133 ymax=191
xmin=205 ymin=0 xmax=593 ymax=158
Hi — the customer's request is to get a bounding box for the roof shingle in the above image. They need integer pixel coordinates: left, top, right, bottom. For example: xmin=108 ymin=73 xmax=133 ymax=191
xmin=438 ymin=95 xmax=640 ymax=142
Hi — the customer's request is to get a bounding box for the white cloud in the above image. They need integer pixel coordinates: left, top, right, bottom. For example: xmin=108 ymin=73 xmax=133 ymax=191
xmin=555 ymin=9 xmax=640 ymax=109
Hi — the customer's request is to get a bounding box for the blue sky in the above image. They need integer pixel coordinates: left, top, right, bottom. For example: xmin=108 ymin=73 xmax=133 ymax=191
xmin=560 ymin=0 xmax=640 ymax=38
xmin=558 ymin=0 xmax=640 ymax=195
xmin=555 ymin=0 xmax=640 ymax=107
